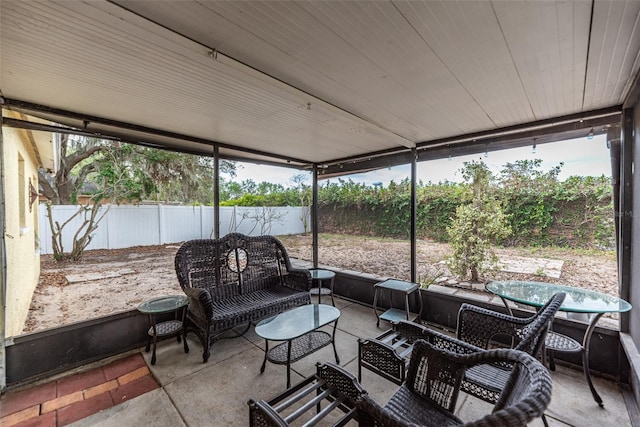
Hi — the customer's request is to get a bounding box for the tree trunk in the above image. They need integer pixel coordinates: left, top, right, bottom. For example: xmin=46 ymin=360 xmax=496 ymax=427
xmin=46 ymin=201 xmax=108 ymax=261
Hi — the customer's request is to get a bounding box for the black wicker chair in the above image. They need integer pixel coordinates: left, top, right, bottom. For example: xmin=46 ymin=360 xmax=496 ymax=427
xmin=357 ymin=340 xmax=552 ymax=427
xmin=175 ymin=233 xmax=311 ymax=362
xmin=358 ymin=320 xmax=430 ymax=385
xmin=456 ymin=292 xmax=565 ymax=404
xmin=358 ymin=293 xmax=564 ymax=392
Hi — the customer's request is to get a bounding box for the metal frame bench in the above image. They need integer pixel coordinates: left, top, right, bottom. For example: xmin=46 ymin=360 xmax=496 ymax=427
xmin=248 ymin=362 xmax=365 ymax=427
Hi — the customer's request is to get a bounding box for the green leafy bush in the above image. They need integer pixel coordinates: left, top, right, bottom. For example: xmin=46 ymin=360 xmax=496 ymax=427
xmin=446 ymin=161 xmax=512 ymax=281
xmin=222 ymin=159 xmax=613 ymax=251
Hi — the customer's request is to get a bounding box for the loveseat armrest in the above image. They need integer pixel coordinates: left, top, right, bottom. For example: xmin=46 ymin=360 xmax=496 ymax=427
xmin=282 ymin=268 xmax=312 ymax=292
xmin=183 ymin=287 xmax=214 ymax=323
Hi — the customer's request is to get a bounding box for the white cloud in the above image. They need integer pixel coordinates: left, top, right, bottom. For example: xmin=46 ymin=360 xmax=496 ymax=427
xmin=233 ymin=163 xmax=311 ymax=187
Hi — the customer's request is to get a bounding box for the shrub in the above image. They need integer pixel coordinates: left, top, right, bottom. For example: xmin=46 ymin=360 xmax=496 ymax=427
xmin=446 ymin=161 xmax=511 ymax=281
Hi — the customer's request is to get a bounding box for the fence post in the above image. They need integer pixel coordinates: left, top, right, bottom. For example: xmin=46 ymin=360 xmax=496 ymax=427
xmin=157 ymin=204 xmax=165 ymax=245
xmin=105 ymin=205 xmax=111 ymax=250
xmin=200 ymin=205 xmax=205 ymax=239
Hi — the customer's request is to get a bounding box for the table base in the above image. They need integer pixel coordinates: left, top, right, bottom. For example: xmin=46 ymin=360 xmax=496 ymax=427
xmin=261 ymin=326 xmax=340 ymax=388
xmin=545 ymin=313 xmax=606 ymax=407
xmin=310 ymin=270 xmax=336 ymax=306
xmin=497 ymin=295 xmax=607 ymax=407
xmin=309 ymin=287 xmax=334 ymax=308
xmin=145 ymin=319 xmax=186 ymax=365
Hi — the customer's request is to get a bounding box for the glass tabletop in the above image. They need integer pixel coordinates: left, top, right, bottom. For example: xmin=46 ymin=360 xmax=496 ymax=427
xmin=374 ymin=279 xmax=420 ymax=293
xmin=255 ymin=304 xmax=340 ymax=341
xmin=137 ymin=295 xmax=188 ymax=314
xmin=310 ymin=269 xmax=335 ymax=280
xmin=486 ymin=281 xmax=632 ymax=314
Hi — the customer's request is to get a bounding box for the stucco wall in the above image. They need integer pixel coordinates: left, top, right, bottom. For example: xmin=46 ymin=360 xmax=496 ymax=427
xmin=2 ymin=125 xmax=41 ymax=337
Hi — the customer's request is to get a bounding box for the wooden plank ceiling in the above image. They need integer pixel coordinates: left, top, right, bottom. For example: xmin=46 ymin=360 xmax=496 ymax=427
xmin=1 ymin=1 xmax=639 ymax=167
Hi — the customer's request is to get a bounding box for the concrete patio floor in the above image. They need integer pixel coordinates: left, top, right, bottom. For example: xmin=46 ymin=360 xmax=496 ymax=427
xmin=68 ymin=297 xmax=632 ymax=427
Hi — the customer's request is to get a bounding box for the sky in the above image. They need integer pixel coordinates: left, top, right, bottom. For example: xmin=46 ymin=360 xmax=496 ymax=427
xmin=231 ymin=134 xmax=611 ymax=188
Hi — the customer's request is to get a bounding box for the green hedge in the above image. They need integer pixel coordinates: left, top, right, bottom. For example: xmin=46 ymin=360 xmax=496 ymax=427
xmin=220 ymin=167 xmax=614 ymax=249
xmin=318 ymin=177 xmax=614 ymax=249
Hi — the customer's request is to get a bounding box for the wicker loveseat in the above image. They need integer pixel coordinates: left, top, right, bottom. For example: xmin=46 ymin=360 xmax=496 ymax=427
xmin=175 ymin=233 xmax=312 ymax=362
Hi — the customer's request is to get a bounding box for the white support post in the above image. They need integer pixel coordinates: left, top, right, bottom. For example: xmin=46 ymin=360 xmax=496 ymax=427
xmin=157 ymin=204 xmax=165 ymax=245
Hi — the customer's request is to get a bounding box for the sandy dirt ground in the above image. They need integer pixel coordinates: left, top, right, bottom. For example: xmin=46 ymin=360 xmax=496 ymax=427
xmin=21 ymin=234 xmax=618 ymax=335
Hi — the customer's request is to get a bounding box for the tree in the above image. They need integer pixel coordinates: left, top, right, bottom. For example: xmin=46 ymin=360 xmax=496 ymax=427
xmin=447 ymin=161 xmax=511 ymax=281
xmin=38 ymin=135 xmax=107 ymax=205
xmin=291 ymin=174 xmax=311 ymax=234
xmin=96 ymin=145 xmax=236 ymax=204
xmin=46 ymin=201 xmax=108 ymax=261
xmin=41 ymin=134 xmax=236 ymax=261
xmin=497 ymin=159 xmax=565 ymax=246
xmin=235 ymin=206 xmax=287 ymax=235
xmin=499 ymin=159 xmax=563 ymax=193
xmin=40 ymin=135 xmax=111 ymax=261
xmin=220 ymin=179 xmax=244 ymax=201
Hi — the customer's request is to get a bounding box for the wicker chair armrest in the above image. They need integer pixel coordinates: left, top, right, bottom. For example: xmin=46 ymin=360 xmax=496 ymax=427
xmin=393 ymin=320 xmax=430 ymax=341
xmin=282 ymin=268 xmax=312 ymax=292
xmin=457 ymin=303 xmax=534 ymax=349
xmin=358 ymin=337 xmax=407 ymax=384
xmin=464 ymin=349 xmax=552 ymax=427
xmin=183 ymin=287 xmax=214 ymax=322
xmin=357 ymin=394 xmax=409 ymax=427
xmin=317 ymin=362 xmax=367 ymax=401
xmin=359 ymin=337 xmax=405 ymax=362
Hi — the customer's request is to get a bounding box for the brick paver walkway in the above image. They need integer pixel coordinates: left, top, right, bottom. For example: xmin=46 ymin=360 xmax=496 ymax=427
xmin=1 ymin=353 xmax=159 ymax=426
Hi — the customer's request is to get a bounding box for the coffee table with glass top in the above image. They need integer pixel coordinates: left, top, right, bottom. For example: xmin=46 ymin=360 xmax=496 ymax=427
xmin=255 ymin=304 xmax=341 ymax=388
xmin=486 ymin=280 xmax=632 ymax=407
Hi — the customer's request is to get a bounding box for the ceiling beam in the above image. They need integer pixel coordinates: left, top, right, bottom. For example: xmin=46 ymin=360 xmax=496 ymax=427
xmin=320 ymin=107 xmax=621 ymax=178
xmin=1 ymin=98 xmax=311 ymax=166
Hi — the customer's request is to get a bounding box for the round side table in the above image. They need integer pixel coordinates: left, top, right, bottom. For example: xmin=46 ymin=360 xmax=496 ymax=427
xmin=309 ymin=269 xmax=336 ymax=306
xmin=137 ymin=295 xmax=189 ymax=365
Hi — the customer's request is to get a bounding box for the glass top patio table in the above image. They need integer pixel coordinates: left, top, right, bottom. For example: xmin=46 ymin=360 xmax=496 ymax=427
xmin=309 ymin=269 xmax=336 ymax=306
xmin=255 ymin=304 xmax=340 ymax=341
xmin=310 ymin=269 xmax=335 ymax=281
xmin=137 ymin=295 xmax=189 ymax=365
xmin=486 ymin=280 xmax=632 ymax=408
xmin=255 ymin=304 xmax=341 ymax=388
xmin=137 ymin=295 xmax=188 ymax=314
xmin=486 ymin=281 xmax=631 ymax=314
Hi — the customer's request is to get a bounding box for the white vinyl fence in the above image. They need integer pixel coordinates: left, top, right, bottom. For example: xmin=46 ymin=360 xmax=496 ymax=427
xmin=38 ymin=204 xmax=310 ymax=254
